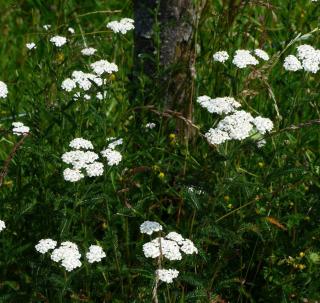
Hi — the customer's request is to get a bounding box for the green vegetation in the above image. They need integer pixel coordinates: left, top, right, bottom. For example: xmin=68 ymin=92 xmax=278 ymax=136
xmin=0 ymin=1 xmax=319 ymax=302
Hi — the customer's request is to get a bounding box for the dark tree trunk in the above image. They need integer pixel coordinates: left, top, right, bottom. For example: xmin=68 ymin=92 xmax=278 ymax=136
xmin=133 ymin=0 xmax=197 ymax=139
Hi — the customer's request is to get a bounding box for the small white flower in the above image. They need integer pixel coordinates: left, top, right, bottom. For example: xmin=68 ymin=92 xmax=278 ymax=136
xmin=140 ymin=221 xmax=163 ymax=235
xmin=180 ymin=239 xmax=198 ymax=255
xmin=0 ymin=81 xmax=8 ymax=98
xmin=145 ymin=122 xmax=156 ymax=129
xmin=26 ymin=42 xmax=36 ymax=50
xmin=254 ymin=49 xmax=270 ymax=61
xmin=197 ymin=96 xmax=241 ymax=115
xmin=68 ymin=27 xmax=75 ymax=34
xmin=81 ymin=47 xmax=97 ymax=56
xmin=69 ymin=138 xmax=94 ymax=150
xmin=156 ymin=269 xmax=179 ymax=283
xmin=165 ymin=232 xmax=184 ymax=245
xmin=0 ymin=220 xmax=6 ymax=232
xmin=61 ymin=78 xmax=77 ymax=92
xmin=86 ymin=245 xmax=106 ymax=263
xmin=90 ymin=60 xmax=118 ymax=75
xmin=205 ymin=128 xmax=230 ymax=145
xmin=12 ymin=122 xmax=30 ymax=135
xmin=63 ymin=168 xmax=84 ymax=182
xmin=213 ymin=51 xmax=229 ymax=63
xmin=107 ymin=138 xmax=123 ymax=150
xmin=85 ymin=162 xmax=104 ymax=177
xmin=51 ymin=241 xmax=82 ymax=271
xmin=50 ymin=36 xmax=67 ymax=47
xmin=232 ymin=50 xmax=259 ymax=68
xmin=43 ymin=24 xmax=51 ymax=31
xmin=96 ymin=91 xmax=107 ymax=100
xmin=283 ymin=55 xmax=302 ymax=71
xmin=35 ymin=239 xmax=57 ymax=254
xmin=107 ymin=18 xmax=135 ymax=34
xmin=252 ymin=116 xmax=274 ymax=134
xmin=101 ymin=148 xmax=122 ymax=166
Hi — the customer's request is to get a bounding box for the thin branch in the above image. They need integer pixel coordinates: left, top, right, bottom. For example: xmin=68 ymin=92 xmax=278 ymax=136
xmin=0 ymin=134 xmax=29 ymax=187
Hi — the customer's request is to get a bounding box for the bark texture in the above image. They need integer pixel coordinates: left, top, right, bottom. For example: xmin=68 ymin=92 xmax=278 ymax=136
xmin=133 ymin=0 xmax=196 ymax=138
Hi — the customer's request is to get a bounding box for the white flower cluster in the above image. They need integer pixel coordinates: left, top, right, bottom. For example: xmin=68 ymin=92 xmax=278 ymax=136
xmin=283 ymin=44 xmax=320 ymax=73
xmin=145 ymin=122 xmax=156 ymax=129
xmin=213 ymin=49 xmax=269 ymax=68
xmin=50 ymin=36 xmax=67 ymax=47
xmin=86 ymin=245 xmax=106 ymax=263
xmin=0 ymin=220 xmax=6 ymax=232
xmin=35 ymin=239 xmax=106 ymax=271
xmin=90 ymin=60 xmax=118 ymax=76
xmin=35 ymin=238 xmax=57 ymax=254
xmin=197 ymin=96 xmax=241 ymax=115
xmin=62 ymin=138 xmax=103 ymax=182
xmin=141 ymin=223 xmax=198 ymax=284
xmin=61 ymin=59 xmax=117 ymax=100
xmin=43 ymin=24 xmax=51 ymax=31
xmin=107 ymin=18 xmax=135 ymax=34
xmin=197 ymin=95 xmax=273 ymax=145
xmin=26 ymin=42 xmax=36 ymax=50
xmin=156 ymin=269 xmax=179 ymax=283
xmin=140 ymin=221 xmax=163 ymax=235
xmin=0 ymin=81 xmax=8 ymax=98
xmin=100 ymin=138 xmax=123 ymax=166
xmin=12 ymin=122 xmax=30 ymax=135
xmin=81 ymin=47 xmax=97 ymax=56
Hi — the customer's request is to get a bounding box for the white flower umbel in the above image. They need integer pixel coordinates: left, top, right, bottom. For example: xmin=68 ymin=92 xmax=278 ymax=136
xmin=35 ymin=239 xmax=57 ymax=254
xmin=107 ymin=18 xmax=135 ymax=34
xmin=0 ymin=220 xmax=6 ymax=232
xmin=232 ymin=50 xmax=259 ymax=68
xmin=50 ymin=36 xmax=67 ymax=47
xmin=205 ymin=128 xmax=230 ymax=145
xmin=140 ymin=221 xmax=163 ymax=235
xmin=107 ymin=138 xmax=123 ymax=150
xmin=62 ymin=150 xmax=99 ymax=168
xmin=180 ymin=239 xmax=198 ymax=255
xmin=26 ymin=42 xmax=36 ymax=50
xmin=283 ymin=55 xmax=303 ymax=71
xmin=145 ymin=122 xmax=156 ymax=129
xmin=0 ymin=81 xmax=8 ymax=98
xmin=90 ymin=60 xmax=118 ymax=75
xmin=43 ymin=24 xmax=51 ymax=31
xmin=197 ymin=96 xmax=241 ymax=115
xmin=252 ymin=116 xmax=274 ymax=135
xmin=165 ymin=232 xmax=184 ymax=245
xmin=12 ymin=122 xmax=30 ymax=135
xmin=68 ymin=27 xmax=75 ymax=34
xmin=51 ymin=241 xmax=82 ymax=272
xmin=61 ymin=78 xmax=76 ymax=92
xmin=86 ymin=245 xmax=106 ymax=263
xmin=101 ymin=148 xmax=122 ymax=166
xmin=143 ymin=237 xmax=182 ymax=261
xmin=69 ymin=138 xmax=94 ymax=150
xmin=254 ymin=49 xmax=270 ymax=61
xmin=156 ymin=269 xmax=179 ymax=283
xmin=81 ymin=47 xmax=97 ymax=56
xmin=85 ymin=162 xmax=104 ymax=177
xmin=213 ymin=51 xmax=229 ymax=63
xmin=63 ymin=168 xmax=84 ymax=182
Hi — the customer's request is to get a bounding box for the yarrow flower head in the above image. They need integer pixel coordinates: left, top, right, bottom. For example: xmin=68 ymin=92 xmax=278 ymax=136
xmin=90 ymin=60 xmax=118 ymax=76
xmin=156 ymin=269 xmax=179 ymax=283
xmin=145 ymin=122 xmax=156 ymax=129
xmin=140 ymin=221 xmax=163 ymax=235
xmin=197 ymin=96 xmax=241 ymax=115
xmin=283 ymin=55 xmax=303 ymax=71
xmin=51 ymin=241 xmax=82 ymax=272
xmin=63 ymin=168 xmax=84 ymax=182
xmin=107 ymin=18 xmax=135 ymax=34
xmin=81 ymin=47 xmax=97 ymax=56
xmin=0 ymin=81 xmax=8 ymax=98
xmin=254 ymin=49 xmax=270 ymax=61
xmin=86 ymin=245 xmax=106 ymax=263
xmin=101 ymin=148 xmax=122 ymax=166
xmin=35 ymin=239 xmax=57 ymax=254
xmin=43 ymin=24 xmax=51 ymax=31
xmin=26 ymin=42 xmax=36 ymax=50
xmin=0 ymin=220 xmax=6 ymax=232
xmin=12 ymin=122 xmax=30 ymax=135
xmin=213 ymin=51 xmax=229 ymax=63
xmin=68 ymin=27 xmax=75 ymax=34
xmin=232 ymin=50 xmax=259 ymax=68
xmin=50 ymin=36 xmax=67 ymax=47
xmin=69 ymin=138 xmax=94 ymax=150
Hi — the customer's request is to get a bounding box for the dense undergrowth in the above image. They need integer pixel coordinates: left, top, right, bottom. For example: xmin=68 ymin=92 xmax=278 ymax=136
xmin=0 ymin=1 xmax=320 ymax=302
